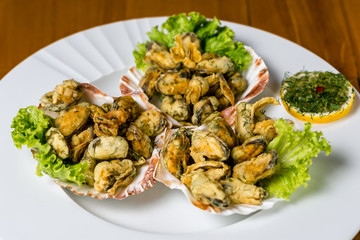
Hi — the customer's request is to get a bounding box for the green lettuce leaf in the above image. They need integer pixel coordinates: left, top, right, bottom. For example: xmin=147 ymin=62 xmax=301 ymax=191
xmin=133 ymin=12 xmax=252 ymax=71
xmin=204 ymin=27 xmax=252 ymax=71
xmin=162 ymin=12 xmax=199 ymax=34
xmin=133 ymin=42 xmax=149 ymax=71
xmin=11 ymin=106 xmax=53 ymax=149
xmin=225 ymin=42 xmax=252 ymax=71
xmin=203 ymin=26 xmax=235 ymax=54
xmin=195 ymin=17 xmax=220 ymax=40
xmin=260 ymin=119 xmax=332 ymax=200
xmin=147 ymin=26 xmax=176 ymax=49
xmin=187 ymin=12 xmax=207 ymax=30
xmin=11 ymin=106 xmax=87 ymax=185
xmin=146 ymin=12 xmax=206 ymax=49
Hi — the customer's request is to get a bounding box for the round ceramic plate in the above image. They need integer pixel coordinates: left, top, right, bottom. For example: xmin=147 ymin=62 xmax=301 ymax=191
xmin=0 ymin=17 xmax=359 ymax=240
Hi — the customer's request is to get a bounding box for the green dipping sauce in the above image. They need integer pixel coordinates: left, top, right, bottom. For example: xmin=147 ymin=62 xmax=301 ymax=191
xmin=281 ymin=71 xmax=353 ymax=114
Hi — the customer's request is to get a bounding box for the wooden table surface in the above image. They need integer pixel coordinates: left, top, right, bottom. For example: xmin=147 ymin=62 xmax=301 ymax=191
xmin=1 ymin=0 xmax=359 ymax=239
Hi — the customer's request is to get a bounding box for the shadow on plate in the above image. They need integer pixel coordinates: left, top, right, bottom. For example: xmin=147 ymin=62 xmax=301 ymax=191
xmin=286 ymin=150 xmax=346 ymax=204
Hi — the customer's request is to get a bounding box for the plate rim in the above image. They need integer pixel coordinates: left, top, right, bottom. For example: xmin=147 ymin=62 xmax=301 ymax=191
xmin=1 ymin=16 xmax=360 ymax=240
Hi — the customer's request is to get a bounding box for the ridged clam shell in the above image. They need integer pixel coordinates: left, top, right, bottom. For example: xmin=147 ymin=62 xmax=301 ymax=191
xmin=54 ymin=83 xmax=168 ymax=200
xmin=154 ymin=127 xmax=282 ymax=215
xmin=119 ymin=45 xmax=269 ymax=127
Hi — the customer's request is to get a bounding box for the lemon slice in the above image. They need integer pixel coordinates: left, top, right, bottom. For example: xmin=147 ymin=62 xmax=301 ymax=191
xmin=280 ymin=71 xmax=355 ymax=123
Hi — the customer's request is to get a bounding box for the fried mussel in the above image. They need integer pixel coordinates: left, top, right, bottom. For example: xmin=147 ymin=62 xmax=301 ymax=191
xmin=139 ymin=32 xmax=249 ymax=125
xmin=40 ymin=80 xmax=167 ymax=196
xmin=160 ymin=97 xmax=282 ymax=211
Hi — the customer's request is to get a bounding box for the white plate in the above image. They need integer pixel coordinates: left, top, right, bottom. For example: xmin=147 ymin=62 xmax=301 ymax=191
xmin=0 ymin=17 xmax=359 ymax=240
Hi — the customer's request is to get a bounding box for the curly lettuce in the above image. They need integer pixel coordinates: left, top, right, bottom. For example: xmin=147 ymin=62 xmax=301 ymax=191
xmin=146 ymin=12 xmax=207 ymax=49
xmin=133 ymin=12 xmax=252 ymax=71
xmin=204 ymin=27 xmax=252 ymax=71
xmin=260 ymin=119 xmax=332 ymax=200
xmin=11 ymin=106 xmax=87 ymax=185
xmin=133 ymin=42 xmax=149 ymax=71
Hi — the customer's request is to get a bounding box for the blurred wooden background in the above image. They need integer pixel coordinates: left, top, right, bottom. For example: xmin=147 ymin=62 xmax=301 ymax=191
xmin=1 ymin=0 xmax=359 ymax=93
xmin=0 ymin=0 xmax=359 ymax=238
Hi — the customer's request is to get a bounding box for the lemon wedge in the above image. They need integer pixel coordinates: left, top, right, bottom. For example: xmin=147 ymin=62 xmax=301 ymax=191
xmin=280 ymin=71 xmax=355 ymax=123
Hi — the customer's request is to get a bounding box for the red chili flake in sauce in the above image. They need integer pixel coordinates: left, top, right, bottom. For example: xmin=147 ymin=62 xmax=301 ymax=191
xmin=316 ymin=86 xmax=324 ymax=93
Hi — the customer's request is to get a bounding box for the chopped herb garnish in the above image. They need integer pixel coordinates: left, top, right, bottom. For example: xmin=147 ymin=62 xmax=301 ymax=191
xmin=282 ymin=71 xmax=352 ymax=114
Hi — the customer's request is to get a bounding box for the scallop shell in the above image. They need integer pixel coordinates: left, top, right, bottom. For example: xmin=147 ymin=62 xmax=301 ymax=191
xmin=154 ymin=126 xmax=282 ymax=215
xmin=119 ymin=45 xmax=269 ymax=128
xmin=53 ymin=83 xmax=169 ymax=200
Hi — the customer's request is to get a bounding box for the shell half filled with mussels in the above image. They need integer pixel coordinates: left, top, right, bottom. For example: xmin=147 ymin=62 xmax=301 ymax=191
xmin=154 ymin=97 xmax=284 ymax=215
xmin=120 ymin=34 xmax=269 ymax=127
xmin=39 ymin=80 xmax=170 ymax=200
